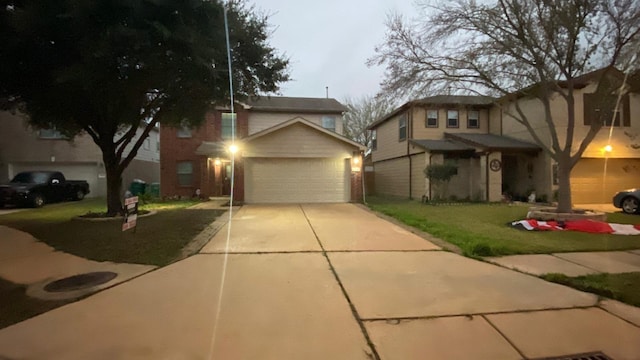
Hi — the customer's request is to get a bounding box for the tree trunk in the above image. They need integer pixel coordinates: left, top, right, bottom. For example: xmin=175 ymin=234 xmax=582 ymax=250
xmin=556 ymin=154 xmax=573 ymax=213
xmin=103 ymin=154 xmax=123 ymax=217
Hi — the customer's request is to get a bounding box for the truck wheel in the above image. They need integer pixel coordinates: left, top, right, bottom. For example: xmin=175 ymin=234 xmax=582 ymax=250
xmin=31 ymin=194 xmax=45 ymax=208
xmin=74 ymin=190 xmax=85 ymax=201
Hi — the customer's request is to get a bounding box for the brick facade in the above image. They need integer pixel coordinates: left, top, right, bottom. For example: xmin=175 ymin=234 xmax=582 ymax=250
xmin=160 ymin=109 xmax=249 ymax=198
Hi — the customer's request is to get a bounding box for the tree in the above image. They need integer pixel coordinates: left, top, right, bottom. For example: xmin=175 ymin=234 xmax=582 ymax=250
xmin=343 ymin=95 xmax=395 ymax=148
xmin=369 ymin=0 xmax=640 ymax=212
xmin=0 ymin=0 xmax=289 ymax=215
xmin=424 ymin=162 xmax=458 ymax=201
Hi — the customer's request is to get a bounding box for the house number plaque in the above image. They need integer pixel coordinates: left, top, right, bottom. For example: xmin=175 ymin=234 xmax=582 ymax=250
xmin=489 ymin=159 xmax=502 ymax=172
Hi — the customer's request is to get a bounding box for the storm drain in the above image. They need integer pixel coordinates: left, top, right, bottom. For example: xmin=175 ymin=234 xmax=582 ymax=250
xmin=531 ymin=352 xmax=612 ymax=360
xmin=44 ymin=271 xmax=117 ymax=292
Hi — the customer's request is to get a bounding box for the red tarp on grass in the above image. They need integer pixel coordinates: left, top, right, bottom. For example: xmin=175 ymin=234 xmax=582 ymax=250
xmin=511 ymin=219 xmax=640 ymax=235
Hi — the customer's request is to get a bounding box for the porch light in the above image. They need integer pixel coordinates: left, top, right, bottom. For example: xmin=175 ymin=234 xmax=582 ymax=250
xmin=353 ymin=157 xmax=360 ymax=164
xmin=604 ymin=144 xmax=613 ymax=153
xmin=228 ymin=144 xmax=238 ymax=154
xmin=214 ymin=158 xmax=221 ymax=166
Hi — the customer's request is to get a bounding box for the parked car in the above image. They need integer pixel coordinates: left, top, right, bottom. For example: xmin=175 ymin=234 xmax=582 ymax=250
xmin=613 ymin=188 xmax=640 ymax=214
xmin=0 ymin=171 xmax=90 ymax=208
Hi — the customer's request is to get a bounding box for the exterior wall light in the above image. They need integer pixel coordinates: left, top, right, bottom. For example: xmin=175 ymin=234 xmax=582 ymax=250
xmin=229 ymin=144 xmax=238 ymax=154
xmin=604 ymin=144 xmax=613 ymax=153
xmin=214 ymin=158 xmax=221 ymax=166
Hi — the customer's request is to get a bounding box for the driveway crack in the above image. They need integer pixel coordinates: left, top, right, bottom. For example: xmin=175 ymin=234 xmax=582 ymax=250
xmin=299 ymin=204 xmax=381 ymax=360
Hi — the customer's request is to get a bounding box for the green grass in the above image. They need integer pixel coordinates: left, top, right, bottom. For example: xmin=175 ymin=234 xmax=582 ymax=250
xmin=0 ymin=278 xmax=71 ymax=329
xmin=542 ymin=272 xmax=640 ymax=307
xmin=0 ymin=198 xmax=223 ymax=266
xmin=367 ymin=196 xmax=640 ymax=257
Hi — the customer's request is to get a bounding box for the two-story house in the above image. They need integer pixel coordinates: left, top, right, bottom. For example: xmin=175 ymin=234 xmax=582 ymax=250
xmin=160 ymin=96 xmax=365 ymax=203
xmin=0 ymin=111 xmax=160 ymax=198
xmin=369 ymin=70 xmax=640 ymax=204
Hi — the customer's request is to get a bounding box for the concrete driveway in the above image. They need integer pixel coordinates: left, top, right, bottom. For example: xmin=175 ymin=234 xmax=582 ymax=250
xmin=1 ymin=204 xmax=639 ymax=359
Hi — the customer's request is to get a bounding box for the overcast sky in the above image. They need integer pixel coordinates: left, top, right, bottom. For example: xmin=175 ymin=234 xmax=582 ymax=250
xmin=254 ymin=0 xmax=416 ymax=101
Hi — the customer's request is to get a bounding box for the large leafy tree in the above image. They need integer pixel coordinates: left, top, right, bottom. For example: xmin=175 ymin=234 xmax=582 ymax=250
xmin=0 ymin=0 xmax=289 ymax=215
xmin=370 ymin=0 xmax=640 ymax=212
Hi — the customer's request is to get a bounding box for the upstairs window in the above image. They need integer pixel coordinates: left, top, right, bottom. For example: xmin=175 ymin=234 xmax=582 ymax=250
xmin=177 ymin=120 xmax=192 ymax=138
xmin=467 ymin=110 xmax=479 ymax=128
xmin=426 ymin=110 xmax=438 ymax=128
xmin=583 ymin=93 xmax=629 ymax=127
xmin=177 ymin=161 xmax=193 ymax=186
xmin=39 ymin=127 xmax=66 ymax=139
xmin=447 ymin=110 xmax=459 ymax=128
xmin=399 ymin=114 xmax=407 ymax=141
xmin=222 ymin=113 xmax=236 ymax=139
xmin=322 ymin=116 xmax=336 ymax=132
xmin=371 ymin=129 xmax=377 ymax=150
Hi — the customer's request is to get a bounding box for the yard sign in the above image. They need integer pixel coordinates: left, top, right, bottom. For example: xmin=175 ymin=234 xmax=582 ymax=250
xmin=122 ymin=196 xmax=138 ymax=232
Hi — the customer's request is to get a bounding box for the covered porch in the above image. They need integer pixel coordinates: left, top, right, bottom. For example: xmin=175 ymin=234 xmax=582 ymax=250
xmin=410 ymin=133 xmax=541 ymax=202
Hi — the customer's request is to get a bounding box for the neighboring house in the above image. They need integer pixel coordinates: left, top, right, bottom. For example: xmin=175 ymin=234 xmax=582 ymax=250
xmin=369 ymin=71 xmax=640 ymax=204
xmin=0 ymin=111 xmax=160 ymax=198
xmin=160 ymin=96 xmax=365 ymax=203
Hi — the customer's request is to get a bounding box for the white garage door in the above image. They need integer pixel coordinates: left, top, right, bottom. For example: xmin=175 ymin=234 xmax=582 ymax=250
xmin=11 ymin=163 xmax=102 ymax=198
xmin=245 ymin=158 xmax=350 ymax=203
xmin=571 ymin=158 xmax=640 ymax=204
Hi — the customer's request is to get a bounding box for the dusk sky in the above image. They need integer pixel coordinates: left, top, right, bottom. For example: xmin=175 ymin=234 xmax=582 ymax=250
xmin=254 ymin=0 xmax=417 ymax=100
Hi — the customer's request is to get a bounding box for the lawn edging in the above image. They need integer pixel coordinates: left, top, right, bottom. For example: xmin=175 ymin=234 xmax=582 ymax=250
xmin=357 ymin=203 xmax=463 ymax=254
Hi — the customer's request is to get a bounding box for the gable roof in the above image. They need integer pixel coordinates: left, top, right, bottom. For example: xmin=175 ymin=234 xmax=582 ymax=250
xmin=239 ymin=96 xmax=347 ymax=114
xmin=445 ymin=133 xmax=540 ymax=152
xmin=244 ymin=116 xmax=365 ymax=150
xmin=368 ymin=95 xmax=495 ymax=130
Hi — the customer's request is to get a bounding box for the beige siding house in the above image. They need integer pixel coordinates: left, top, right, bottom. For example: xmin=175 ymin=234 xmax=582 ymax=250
xmin=0 ymin=111 xmax=160 ymax=198
xmin=369 ymin=96 xmax=533 ymax=202
xmin=162 ymin=96 xmax=366 ymax=203
xmin=370 ymin=72 xmax=640 ymax=204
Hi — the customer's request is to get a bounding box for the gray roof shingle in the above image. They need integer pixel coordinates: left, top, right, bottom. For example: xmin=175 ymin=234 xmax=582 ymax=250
xmin=410 ymin=139 xmax=475 ymax=152
xmin=414 ymin=95 xmax=495 ymax=106
xmin=445 ymin=133 xmax=540 ymax=151
xmin=243 ymin=96 xmax=347 ymax=113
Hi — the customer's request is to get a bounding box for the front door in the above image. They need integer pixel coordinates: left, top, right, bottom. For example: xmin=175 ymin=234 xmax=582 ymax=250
xmin=222 ymin=163 xmax=232 ymax=196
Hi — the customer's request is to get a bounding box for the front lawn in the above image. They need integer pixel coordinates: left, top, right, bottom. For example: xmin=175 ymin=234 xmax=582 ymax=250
xmin=0 ymin=198 xmax=224 ymax=266
xmin=542 ymin=272 xmax=640 ymax=307
xmin=367 ymin=197 xmax=640 ymax=257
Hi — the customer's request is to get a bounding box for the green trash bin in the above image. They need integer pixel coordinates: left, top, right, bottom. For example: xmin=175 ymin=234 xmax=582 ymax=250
xmin=129 ymin=180 xmax=146 ymax=196
xmin=148 ymin=183 xmax=160 ymax=197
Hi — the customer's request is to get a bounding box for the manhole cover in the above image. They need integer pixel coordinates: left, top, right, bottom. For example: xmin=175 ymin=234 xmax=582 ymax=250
xmin=531 ymin=352 xmax=612 ymax=360
xmin=44 ymin=271 xmax=117 ymax=293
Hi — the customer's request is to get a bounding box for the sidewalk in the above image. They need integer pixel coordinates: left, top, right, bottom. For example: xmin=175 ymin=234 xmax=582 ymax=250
xmin=487 ymin=250 xmax=640 ymax=277
xmin=0 ymin=225 xmax=154 ymax=300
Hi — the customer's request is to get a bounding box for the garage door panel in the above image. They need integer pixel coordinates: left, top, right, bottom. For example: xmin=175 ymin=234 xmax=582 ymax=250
xmin=571 ymin=158 xmax=640 ymax=204
xmin=245 ymin=158 xmax=349 ymax=203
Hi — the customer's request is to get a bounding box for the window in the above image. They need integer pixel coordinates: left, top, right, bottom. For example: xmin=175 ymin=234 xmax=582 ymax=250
xmin=39 ymin=128 xmax=66 ymax=139
xmin=322 ymin=116 xmax=336 ymax=132
xmin=177 ymin=123 xmax=192 ymax=138
xmin=467 ymin=110 xmax=479 ymax=128
xmin=156 ymin=140 xmax=160 ymax=152
xmin=447 ymin=110 xmax=459 ymax=128
xmin=583 ymin=93 xmax=629 ymax=127
xmin=222 ymin=113 xmax=236 ymax=140
xmin=143 ymin=138 xmax=150 ymax=150
xmin=177 ymin=161 xmax=193 ymax=186
xmin=426 ymin=110 xmax=438 ymax=128
xmin=371 ymin=130 xmax=377 ymax=150
xmin=399 ymin=114 xmax=407 ymax=141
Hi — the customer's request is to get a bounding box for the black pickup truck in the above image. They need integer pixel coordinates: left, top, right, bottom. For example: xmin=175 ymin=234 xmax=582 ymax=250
xmin=0 ymin=171 xmax=90 ymax=208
